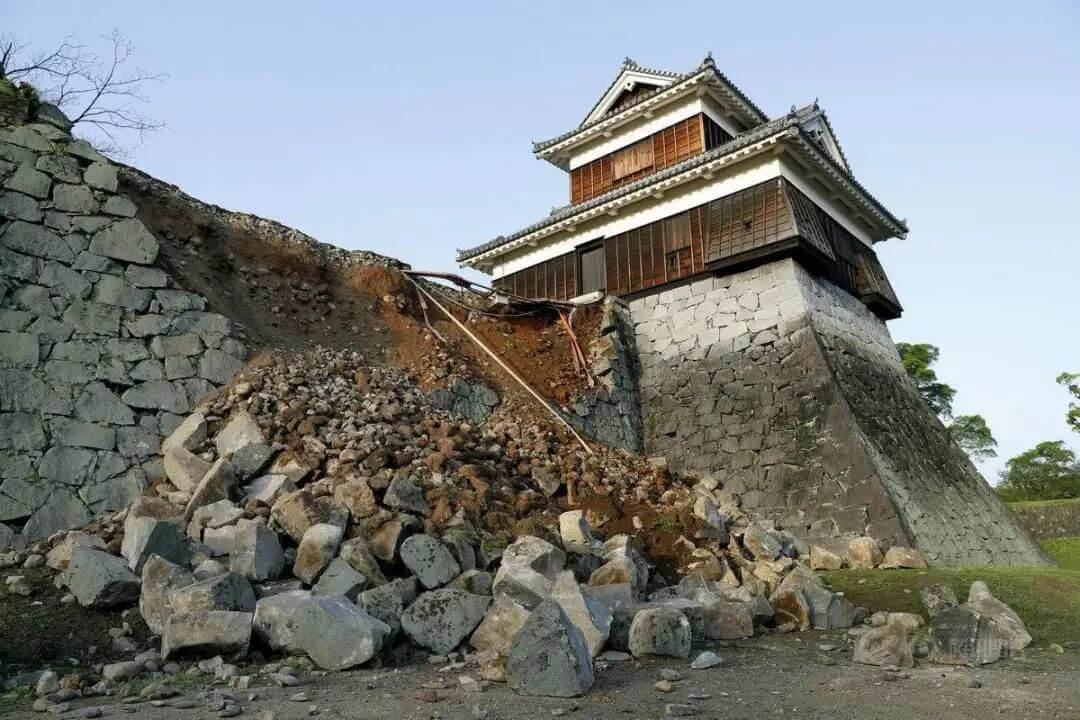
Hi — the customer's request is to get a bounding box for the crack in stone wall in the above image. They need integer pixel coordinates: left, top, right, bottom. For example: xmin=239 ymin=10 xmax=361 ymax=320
xmin=625 ymin=258 xmax=1048 ymax=566
xmin=564 ymin=299 xmax=644 ymax=453
xmin=0 ymin=118 xmax=246 ymax=549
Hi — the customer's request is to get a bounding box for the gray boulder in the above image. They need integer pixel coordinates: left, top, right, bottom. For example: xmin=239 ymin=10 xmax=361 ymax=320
xmin=400 ymin=534 xmax=460 ymax=589
xmin=493 ymin=563 xmax=553 ymax=608
xmin=229 ymin=518 xmax=284 ymax=581
xmin=161 ymin=610 xmax=252 ymax=660
xmin=357 ymin=582 xmax=404 ymax=636
xmin=628 ymin=606 xmax=691 ymax=659
xmin=401 ymin=588 xmax=491 ymax=654
xmin=64 ymin=547 xmax=140 ymax=608
xmin=920 ymin=583 xmax=959 ymax=619
xmin=549 ymin=570 xmax=611 ymax=658
xmin=253 ymin=591 xmax=390 ymax=670
xmin=121 ymin=516 xmax=191 ymax=572
xmin=502 ymin=535 xmax=565 ymax=579
xmin=965 ymin=580 xmax=1032 ymax=650
xmin=215 ymin=410 xmax=263 ymax=457
xmin=507 ymin=599 xmax=595 ymax=698
xmin=88 ymin=219 xmax=159 ymax=265
xmin=183 ymin=458 xmax=239 ymax=520
xmin=312 ymin=557 xmax=368 ymax=601
xmin=293 ymin=523 xmax=344 ymax=584
xmin=382 ymin=474 xmax=431 ymax=515
xmin=929 ymin=606 xmax=1007 ymax=665
xmin=469 ymin=596 xmax=531 ymax=656
xmin=139 ymin=555 xmax=194 ymax=635
xmin=167 ymin=571 xmax=256 ymax=616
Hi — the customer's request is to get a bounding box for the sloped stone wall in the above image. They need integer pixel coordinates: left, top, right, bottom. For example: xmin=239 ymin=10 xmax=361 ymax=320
xmin=625 ymin=259 xmax=1048 ymax=566
xmin=0 ymin=116 xmax=246 ymax=548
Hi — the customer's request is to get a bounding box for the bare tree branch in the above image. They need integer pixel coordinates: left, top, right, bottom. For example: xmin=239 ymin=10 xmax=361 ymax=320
xmin=1 ymin=30 xmax=165 ymax=157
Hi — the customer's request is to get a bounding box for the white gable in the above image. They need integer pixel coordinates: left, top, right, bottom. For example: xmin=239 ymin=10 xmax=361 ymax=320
xmin=582 ymin=65 xmax=679 ymax=127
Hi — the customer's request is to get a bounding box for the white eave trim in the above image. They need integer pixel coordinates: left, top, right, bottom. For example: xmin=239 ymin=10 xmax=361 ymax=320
xmin=535 ymin=70 xmax=764 ymax=167
xmin=464 ymin=128 xmax=906 ymax=269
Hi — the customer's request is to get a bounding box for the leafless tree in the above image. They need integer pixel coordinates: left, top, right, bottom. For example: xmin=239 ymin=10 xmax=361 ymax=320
xmin=1 ymin=30 xmax=165 ymax=156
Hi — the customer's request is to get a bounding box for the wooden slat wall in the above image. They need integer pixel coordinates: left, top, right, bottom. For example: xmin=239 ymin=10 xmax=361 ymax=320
xmin=570 ymin=115 xmax=706 ymax=205
xmin=604 ymin=205 xmax=709 ymax=296
xmin=492 ymin=251 xmax=577 ymax=301
xmin=703 ymin=179 xmax=795 ymax=264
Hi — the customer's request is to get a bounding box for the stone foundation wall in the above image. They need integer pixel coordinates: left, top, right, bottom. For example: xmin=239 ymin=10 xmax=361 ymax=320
xmin=564 ymin=299 xmax=644 ymax=453
xmin=0 ymin=117 xmax=246 ymax=548
xmin=625 ymin=258 xmax=1048 ymax=566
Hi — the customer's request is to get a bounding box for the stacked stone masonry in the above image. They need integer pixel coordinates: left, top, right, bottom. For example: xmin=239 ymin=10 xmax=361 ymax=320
xmin=0 ymin=118 xmax=246 ymax=549
xmin=624 ymin=259 xmax=1047 ymax=566
xmin=564 ymin=298 xmax=644 ymax=453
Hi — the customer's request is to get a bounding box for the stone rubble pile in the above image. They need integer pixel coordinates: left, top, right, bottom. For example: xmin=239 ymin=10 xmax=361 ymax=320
xmin=16 ymin=345 xmax=887 ymax=697
xmin=10 ymin=344 xmax=1032 ymax=702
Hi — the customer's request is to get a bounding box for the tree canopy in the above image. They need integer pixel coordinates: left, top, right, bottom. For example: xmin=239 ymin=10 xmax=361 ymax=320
xmin=896 ymin=342 xmax=996 ymax=460
xmin=1058 ymin=372 xmax=1079 ymax=435
xmin=996 ymin=440 xmax=1080 ymax=502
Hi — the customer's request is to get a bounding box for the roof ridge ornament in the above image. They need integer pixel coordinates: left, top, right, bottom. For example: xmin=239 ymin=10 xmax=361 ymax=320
xmin=700 ymin=51 xmax=715 ymax=70
xmin=622 ymin=56 xmax=637 ymax=69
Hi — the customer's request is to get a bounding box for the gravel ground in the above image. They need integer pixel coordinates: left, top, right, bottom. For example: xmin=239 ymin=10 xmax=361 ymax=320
xmin=6 ymin=632 xmax=1078 ymax=720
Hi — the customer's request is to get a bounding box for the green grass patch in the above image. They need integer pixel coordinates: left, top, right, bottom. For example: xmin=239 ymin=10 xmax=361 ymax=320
xmin=822 ymin=565 xmax=1080 ymax=646
xmin=1008 ymin=496 xmax=1080 ymax=510
xmin=1043 ymin=536 xmax=1080 ymax=571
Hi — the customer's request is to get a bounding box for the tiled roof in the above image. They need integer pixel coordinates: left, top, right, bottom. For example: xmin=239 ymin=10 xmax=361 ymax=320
xmin=533 ymin=56 xmax=769 ymax=155
xmin=578 ymin=57 xmax=685 ymax=127
xmin=458 ymin=104 xmax=906 ymax=264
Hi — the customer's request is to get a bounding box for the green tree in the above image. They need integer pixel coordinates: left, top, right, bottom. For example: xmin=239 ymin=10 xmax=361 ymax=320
xmin=896 ymin=342 xmax=956 ymax=417
xmin=1058 ymin=372 xmax=1079 ymax=435
xmin=996 ymin=441 xmax=1080 ymax=502
xmin=896 ymin=342 xmax=998 ymax=461
xmin=949 ymin=414 xmax=998 ymax=460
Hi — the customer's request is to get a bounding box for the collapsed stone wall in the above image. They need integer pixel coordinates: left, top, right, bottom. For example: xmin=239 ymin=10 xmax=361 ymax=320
xmin=564 ymin=299 xmax=644 ymax=453
xmin=625 ymin=258 xmax=1048 ymax=566
xmin=0 ymin=116 xmax=246 ymax=548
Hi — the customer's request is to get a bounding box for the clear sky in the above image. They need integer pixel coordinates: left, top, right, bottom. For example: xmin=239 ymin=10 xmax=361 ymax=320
xmin=10 ymin=1 xmax=1080 ymax=479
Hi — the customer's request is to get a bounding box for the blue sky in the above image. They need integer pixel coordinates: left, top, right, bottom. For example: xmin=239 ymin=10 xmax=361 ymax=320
xmin=10 ymin=1 xmax=1079 ymax=479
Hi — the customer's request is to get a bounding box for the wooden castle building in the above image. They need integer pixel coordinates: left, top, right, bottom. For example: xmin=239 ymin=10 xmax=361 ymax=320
xmin=458 ymin=57 xmax=1048 ymax=567
xmin=458 ymin=55 xmax=904 ymax=320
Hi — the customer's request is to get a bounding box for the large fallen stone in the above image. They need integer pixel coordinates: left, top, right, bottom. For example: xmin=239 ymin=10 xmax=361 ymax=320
xmin=246 ymin=474 xmax=297 ymax=507
xmin=163 ymin=447 xmax=210 ymax=493
xmin=167 ymin=571 xmax=256 ymax=616
xmin=559 ymin=510 xmax=601 ymax=556
xmin=507 ymin=599 xmax=595 ymax=697
xmin=45 ymin=531 xmax=107 ymax=571
xmin=215 ymin=410 xmax=264 ymax=457
xmin=312 ymin=557 xmax=368 ymax=601
xmin=881 ymin=546 xmax=928 ymax=569
xmin=401 ymin=588 xmax=491 ymax=654
xmin=339 ymin=537 xmax=388 ymax=586
xmin=692 ymin=495 xmax=730 ymax=543
xmin=183 ymin=458 xmax=239 ymax=520
xmin=965 ymin=580 xmax=1032 ymax=650
xmin=400 ymin=534 xmax=460 ymax=589
xmin=271 ymin=490 xmax=347 ymax=542
xmin=253 ymin=591 xmax=390 ymax=670
xmin=493 ymin=563 xmax=553 ymax=608
xmin=120 ymin=516 xmax=190 ymax=573
xmin=845 ymin=537 xmax=883 ymax=569
xmin=229 ymin=518 xmax=284 ymax=581
xmin=928 ymin=606 xmax=1006 ymax=665
xmin=854 ymin=617 xmax=917 ymax=667
xmin=332 ymin=477 xmax=378 ymax=519
xmin=549 ymin=570 xmax=611 ymax=658
xmin=357 ymin=582 xmax=404 ymax=635
xmin=502 ymin=535 xmax=565 ymax=579
xmin=294 ymin=523 xmax=344 ymax=584
xmin=920 ymin=583 xmax=959 ymax=619
xmin=139 ymin=555 xmax=194 ymax=635
xmin=694 ymin=597 xmax=754 ymax=640
xmin=742 ymin=522 xmax=783 ymax=561
xmin=470 ymin=596 xmax=531 ymax=656
xmin=808 ymin=545 xmax=843 ymax=570
xmin=64 ymin=546 xmax=140 ymax=608
xmin=161 ymin=412 xmax=207 ymax=453
xmin=187 ymin=499 xmax=243 ymax=541
xmin=801 ymin=584 xmax=855 ymax=630
xmin=628 ymin=606 xmax=691 ymax=659
xmin=770 ymin=589 xmax=812 ymax=631
xmin=161 ymin=610 xmax=252 ymax=660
